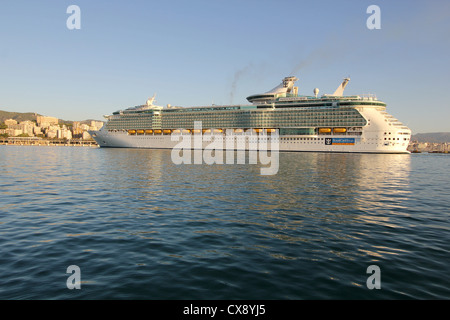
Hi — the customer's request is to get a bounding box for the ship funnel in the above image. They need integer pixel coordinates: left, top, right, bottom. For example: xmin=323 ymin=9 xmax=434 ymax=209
xmin=332 ymin=77 xmax=350 ymax=96
xmin=283 ymin=76 xmax=298 ymax=93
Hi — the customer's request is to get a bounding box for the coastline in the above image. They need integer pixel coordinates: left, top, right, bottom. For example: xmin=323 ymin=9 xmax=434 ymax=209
xmin=0 ymin=137 xmax=98 ymax=147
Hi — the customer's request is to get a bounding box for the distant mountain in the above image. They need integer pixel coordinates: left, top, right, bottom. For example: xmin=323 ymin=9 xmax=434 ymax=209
xmin=412 ymin=132 xmax=450 ymax=143
xmin=0 ymin=110 xmax=39 ymax=123
xmin=0 ymin=110 xmax=103 ymax=126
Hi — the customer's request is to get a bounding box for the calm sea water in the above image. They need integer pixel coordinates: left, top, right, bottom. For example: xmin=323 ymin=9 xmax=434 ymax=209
xmin=0 ymin=145 xmax=449 ymax=300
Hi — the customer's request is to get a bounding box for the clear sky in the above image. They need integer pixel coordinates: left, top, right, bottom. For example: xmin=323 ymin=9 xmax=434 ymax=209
xmin=0 ymin=0 xmax=449 ymax=133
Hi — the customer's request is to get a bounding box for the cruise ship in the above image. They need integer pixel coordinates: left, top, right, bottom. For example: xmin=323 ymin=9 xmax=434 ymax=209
xmin=89 ymin=76 xmax=411 ymax=153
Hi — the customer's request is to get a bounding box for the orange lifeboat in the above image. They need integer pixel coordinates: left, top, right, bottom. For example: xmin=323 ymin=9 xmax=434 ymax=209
xmin=333 ymin=128 xmax=347 ymax=133
xmin=319 ymin=128 xmax=332 ymax=133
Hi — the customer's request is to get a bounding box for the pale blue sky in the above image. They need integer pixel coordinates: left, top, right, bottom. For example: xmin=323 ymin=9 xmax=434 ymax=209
xmin=0 ymin=0 xmax=449 ymax=133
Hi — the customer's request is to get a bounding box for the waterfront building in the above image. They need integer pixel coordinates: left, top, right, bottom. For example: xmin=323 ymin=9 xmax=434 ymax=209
xmin=33 ymin=126 xmax=42 ymax=135
xmin=37 ymin=115 xmax=58 ymax=128
xmin=4 ymin=119 xmax=18 ymax=127
xmin=90 ymin=121 xmax=104 ymax=130
xmin=5 ymin=128 xmax=23 ymax=136
xmin=18 ymin=121 xmax=36 ymax=136
xmin=82 ymin=131 xmax=93 ymax=140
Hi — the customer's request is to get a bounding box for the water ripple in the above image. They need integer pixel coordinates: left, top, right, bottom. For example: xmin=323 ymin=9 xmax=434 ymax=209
xmin=0 ymin=147 xmax=449 ymax=299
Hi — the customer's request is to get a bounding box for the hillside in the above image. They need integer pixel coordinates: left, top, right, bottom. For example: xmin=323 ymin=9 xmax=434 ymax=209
xmin=0 ymin=110 xmax=39 ymax=123
xmin=0 ymin=110 xmax=102 ymax=126
xmin=412 ymin=132 xmax=450 ymax=143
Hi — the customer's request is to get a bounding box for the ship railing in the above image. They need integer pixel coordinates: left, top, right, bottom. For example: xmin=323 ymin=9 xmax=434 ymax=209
xmin=359 ymin=94 xmax=377 ymax=100
xmin=186 ymin=104 xmax=252 ymax=109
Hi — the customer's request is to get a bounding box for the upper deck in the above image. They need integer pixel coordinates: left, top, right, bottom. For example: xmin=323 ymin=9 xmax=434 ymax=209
xmin=106 ymin=76 xmax=386 ymax=124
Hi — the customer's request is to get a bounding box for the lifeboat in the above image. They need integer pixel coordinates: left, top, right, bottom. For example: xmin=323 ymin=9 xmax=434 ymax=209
xmin=163 ymin=129 xmax=172 ymax=134
xmin=128 ymin=130 xmax=136 ymax=134
xmin=266 ymin=128 xmax=276 ymax=133
xmin=172 ymin=129 xmax=181 ymax=134
xmin=319 ymin=128 xmax=332 ymax=133
xmin=253 ymin=128 xmax=263 ymax=133
xmin=202 ymin=129 xmax=211 ymax=134
xmin=154 ymin=129 xmax=162 ymax=134
xmin=234 ymin=129 xmax=244 ymax=133
xmin=137 ymin=130 xmax=144 ymax=135
xmin=182 ymin=129 xmax=191 ymax=134
xmin=213 ymin=129 xmax=223 ymax=133
xmin=145 ymin=129 xmax=153 ymax=134
xmin=333 ymin=128 xmax=347 ymax=133
xmin=192 ymin=129 xmax=201 ymax=134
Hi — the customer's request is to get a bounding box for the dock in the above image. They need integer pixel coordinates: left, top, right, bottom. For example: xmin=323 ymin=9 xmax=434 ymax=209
xmin=0 ymin=137 xmax=98 ymax=147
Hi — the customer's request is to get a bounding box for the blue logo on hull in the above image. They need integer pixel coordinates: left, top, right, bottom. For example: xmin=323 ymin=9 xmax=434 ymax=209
xmin=325 ymin=138 xmax=355 ymax=145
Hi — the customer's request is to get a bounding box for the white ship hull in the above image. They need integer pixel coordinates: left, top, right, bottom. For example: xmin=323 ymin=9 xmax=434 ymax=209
xmin=90 ymin=131 xmax=409 ymax=154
